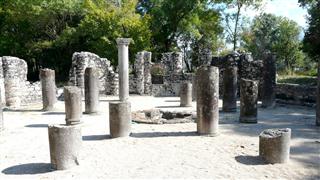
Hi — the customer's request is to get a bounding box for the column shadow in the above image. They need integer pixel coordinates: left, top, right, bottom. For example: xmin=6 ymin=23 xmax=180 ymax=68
xmin=2 ymin=163 xmax=52 ymax=175
xmin=235 ymin=155 xmax=266 ymax=165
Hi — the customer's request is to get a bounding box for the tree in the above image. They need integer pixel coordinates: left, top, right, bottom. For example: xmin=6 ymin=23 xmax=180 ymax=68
xmin=224 ymin=0 xmax=263 ymax=51
xmin=241 ymin=13 xmax=305 ymax=72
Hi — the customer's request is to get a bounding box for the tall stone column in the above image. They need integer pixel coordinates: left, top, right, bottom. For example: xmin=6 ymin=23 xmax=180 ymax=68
xmin=135 ymin=52 xmax=145 ymax=95
xmin=116 ymin=38 xmax=131 ymax=101
xmin=196 ymin=66 xmax=219 ymax=136
xmin=84 ymin=67 xmax=99 ymax=114
xmin=192 ymin=73 xmax=197 ymax=101
xmin=64 ymin=86 xmax=82 ymax=125
xmin=239 ymin=79 xmax=259 ymax=123
xmin=317 ymin=59 xmax=320 ymax=126
xmin=0 ymin=96 xmax=3 ymax=132
xmin=40 ymin=69 xmax=56 ymax=111
xmin=222 ymin=66 xmax=238 ymax=112
xmin=143 ymin=51 xmax=152 ymax=95
xmin=262 ymin=52 xmax=276 ymax=108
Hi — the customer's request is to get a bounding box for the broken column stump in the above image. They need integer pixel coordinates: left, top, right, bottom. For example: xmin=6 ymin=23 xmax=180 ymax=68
xmin=180 ymin=82 xmax=192 ymax=107
xmin=40 ymin=68 xmax=56 ymax=111
xmin=222 ymin=66 xmax=238 ymax=112
xmin=240 ymin=79 xmax=258 ymax=123
xmin=196 ymin=66 xmax=219 ymax=136
xmin=48 ymin=124 xmax=82 ymax=170
xmin=109 ymin=101 xmax=131 ymax=138
xmin=64 ymin=86 xmax=82 ymax=125
xmin=84 ymin=67 xmax=99 ymax=114
xmin=259 ymin=128 xmax=291 ymax=164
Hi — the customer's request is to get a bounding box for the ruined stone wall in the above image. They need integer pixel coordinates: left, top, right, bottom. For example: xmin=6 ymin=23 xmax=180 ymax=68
xmin=21 ymin=81 xmax=42 ymax=105
xmin=69 ymin=52 xmax=111 ymax=93
xmin=276 ymin=83 xmax=316 ymax=106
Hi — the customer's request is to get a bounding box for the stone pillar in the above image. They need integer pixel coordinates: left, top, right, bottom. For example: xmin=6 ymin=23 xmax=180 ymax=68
xmin=48 ymin=124 xmax=82 ymax=170
xmin=0 ymin=97 xmax=3 ymax=132
xmin=262 ymin=52 xmax=276 ymax=108
xmin=239 ymin=79 xmax=258 ymax=123
xmin=40 ymin=69 xmax=56 ymax=111
xmin=143 ymin=51 xmax=152 ymax=95
xmin=84 ymin=67 xmax=99 ymax=114
xmin=172 ymin=52 xmax=183 ymax=74
xmin=180 ymin=82 xmax=192 ymax=107
xmin=222 ymin=66 xmax=238 ymax=112
xmin=64 ymin=86 xmax=82 ymax=125
xmin=317 ymin=59 xmax=320 ymax=126
xmin=196 ymin=66 xmax=219 ymax=136
xmin=109 ymin=101 xmax=131 ymax=138
xmin=116 ymin=38 xmax=131 ymax=101
xmin=135 ymin=52 xmax=145 ymax=95
xmin=0 ymin=57 xmax=5 ymax=105
xmin=259 ymin=128 xmax=291 ymax=164
xmin=192 ymin=74 xmax=196 ymax=101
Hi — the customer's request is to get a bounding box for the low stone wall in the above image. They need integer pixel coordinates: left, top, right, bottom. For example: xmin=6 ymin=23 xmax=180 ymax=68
xmin=276 ymin=83 xmax=316 ymax=106
xmin=21 ymin=81 xmax=43 ymax=105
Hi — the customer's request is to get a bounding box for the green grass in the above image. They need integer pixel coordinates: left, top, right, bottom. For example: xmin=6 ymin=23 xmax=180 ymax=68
xmin=277 ymin=75 xmax=317 ymax=86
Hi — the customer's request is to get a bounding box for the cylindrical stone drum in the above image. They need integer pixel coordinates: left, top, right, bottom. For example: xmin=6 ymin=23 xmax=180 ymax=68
xmin=64 ymin=86 xmax=82 ymax=125
xmin=109 ymin=101 xmax=131 ymax=138
xmin=222 ymin=66 xmax=238 ymax=112
xmin=40 ymin=68 xmax=56 ymax=111
xmin=240 ymin=79 xmax=258 ymax=123
xmin=180 ymin=82 xmax=192 ymax=107
xmin=259 ymin=128 xmax=291 ymax=164
xmin=48 ymin=124 xmax=82 ymax=170
xmin=196 ymin=66 xmax=219 ymax=136
xmin=84 ymin=67 xmax=99 ymax=114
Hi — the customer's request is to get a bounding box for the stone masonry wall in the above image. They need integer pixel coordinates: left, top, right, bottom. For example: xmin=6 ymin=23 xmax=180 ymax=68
xmin=276 ymin=83 xmax=316 ymax=106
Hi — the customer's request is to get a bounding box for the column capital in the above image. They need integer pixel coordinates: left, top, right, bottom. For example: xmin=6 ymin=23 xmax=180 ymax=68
xmin=116 ymin=38 xmax=131 ymax=46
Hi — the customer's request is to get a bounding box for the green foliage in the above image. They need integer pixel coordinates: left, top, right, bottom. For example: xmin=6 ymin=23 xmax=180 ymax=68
xmin=241 ymin=13 xmax=308 ymax=72
xmin=277 ymin=75 xmax=317 ymax=86
xmin=0 ymin=0 xmax=151 ymax=81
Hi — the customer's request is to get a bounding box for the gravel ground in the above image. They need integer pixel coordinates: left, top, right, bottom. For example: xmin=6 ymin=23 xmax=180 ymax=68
xmin=0 ymin=95 xmax=319 ymax=179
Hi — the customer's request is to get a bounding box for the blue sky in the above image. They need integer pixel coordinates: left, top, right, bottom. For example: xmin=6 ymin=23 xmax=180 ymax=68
xmin=243 ymin=0 xmax=308 ymax=28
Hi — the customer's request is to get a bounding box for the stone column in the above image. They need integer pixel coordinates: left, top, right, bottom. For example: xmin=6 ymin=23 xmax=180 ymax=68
xmin=40 ymin=69 xmax=56 ymax=111
xmin=196 ymin=66 xmax=219 ymax=136
xmin=262 ymin=52 xmax=276 ymax=108
xmin=84 ymin=67 xmax=99 ymax=114
xmin=0 ymin=96 xmax=3 ymax=132
xmin=109 ymin=101 xmax=131 ymax=138
xmin=259 ymin=128 xmax=291 ymax=164
xmin=239 ymin=79 xmax=258 ymax=123
xmin=48 ymin=124 xmax=82 ymax=170
xmin=143 ymin=51 xmax=152 ymax=95
xmin=180 ymin=82 xmax=192 ymax=107
xmin=116 ymin=38 xmax=131 ymax=101
xmin=317 ymin=59 xmax=320 ymax=126
xmin=192 ymin=74 xmax=196 ymax=101
xmin=64 ymin=86 xmax=82 ymax=125
xmin=0 ymin=57 xmax=5 ymax=105
xmin=222 ymin=66 xmax=238 ymax=112
xmin=135 ymin=52 xmax=145 ymax=95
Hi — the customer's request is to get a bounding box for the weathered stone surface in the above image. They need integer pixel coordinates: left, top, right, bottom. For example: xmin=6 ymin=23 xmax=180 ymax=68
xmin=0 ymin=57 xmax=4 ymax=104
xmin=134 ymin=52 xmax=145 ymax=95
xmin=143 ymin=51 xmax=152 ymax=95
xmin=180 ymin=82 xmax=192 ymax=107
xmin=40 ymin=69 xmax=56 ymax=111
xmin=109 ymin=101 xmax=131 ymax=138
xmin=240 ymin=79 xmax=258 ymax=123
xmin=2 ymin=56 xmax=27 ymax=108
xmin=161 ymin=52 xmax=183 ymax=75
xmin=69 ymin=52 xmax=111 ymax=94
xmin=317 ymin=59 xmax=320 ymax=126
xmin=192 ymin=74 xmax=196 ymax=101
xmin=117 ymin=38 xmax=131 ymax=101
xmin=105 ymin=67 xmax=119 ymax=95
xmin=259 ymin=128 xmax=291 ymax=164
xmin=276 ymin=83 xmax=316 ymax=106
xmin=0 ymin=95 xmax=3 ymax=131
xmin=261 ymin=52 xmax=276 ymax=108
xmin=222 ymin=66 xmax=238 ymax=112
xmin=64 ymin=86 xmax=82 ymax=125
xmin=84 ymin=67 xmax=99 ymax=114
xmin=48 ymin=124 xmax=82 ymax=170
xmin=196 ymin=66 xmax=219 ymax=136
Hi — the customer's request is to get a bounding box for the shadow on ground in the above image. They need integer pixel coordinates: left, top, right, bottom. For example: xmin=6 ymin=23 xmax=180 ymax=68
xmin=131 ymin=131 xmax=198 ymax=138
xmin=42 ymin=112 xmax=65 ymax=115
xmin=235 ymin=155 xmax=266 ymax=165
xmin=25 ymin=124 xmax=48 ymax=128
xmin=2 ymin=163 xmax=52 ymax=175
xmin=82 ymin=135 xmax=111 ymax=141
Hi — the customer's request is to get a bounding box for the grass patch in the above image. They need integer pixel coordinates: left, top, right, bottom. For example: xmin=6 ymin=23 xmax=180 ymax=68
xmin=277 ymin=75 xmax=317 ymax=86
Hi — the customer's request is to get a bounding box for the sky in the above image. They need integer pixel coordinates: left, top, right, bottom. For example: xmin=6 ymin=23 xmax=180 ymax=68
xmin=243 ymin=0 xmax=308 ymax=28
